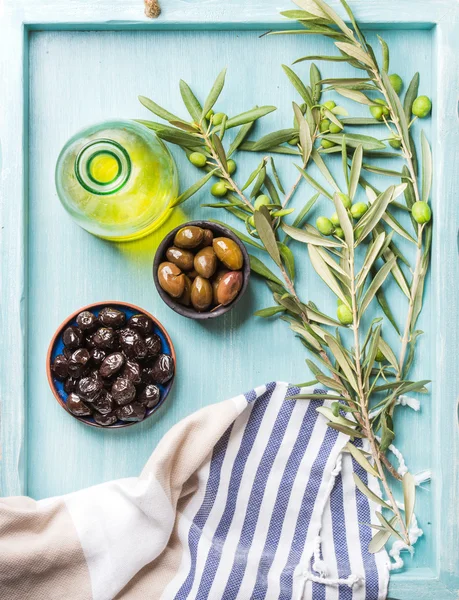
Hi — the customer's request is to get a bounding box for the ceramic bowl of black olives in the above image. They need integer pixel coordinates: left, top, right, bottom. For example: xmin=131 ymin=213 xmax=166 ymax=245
xmin=47 ymin=302 xmax=176 ymax=428
xmin=153 ymin=221 xmax=250 ymax=319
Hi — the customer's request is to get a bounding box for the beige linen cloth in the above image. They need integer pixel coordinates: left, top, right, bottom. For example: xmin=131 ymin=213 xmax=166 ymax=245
xmin=0 ymin=382 xmax=390 ymax=600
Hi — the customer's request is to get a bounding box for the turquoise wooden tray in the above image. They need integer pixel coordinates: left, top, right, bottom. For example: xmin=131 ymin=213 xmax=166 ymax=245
xmin=1 ymin=1 xmax=458 ymax=597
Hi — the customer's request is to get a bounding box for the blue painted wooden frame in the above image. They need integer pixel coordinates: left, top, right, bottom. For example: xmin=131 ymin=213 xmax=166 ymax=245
xmin=1 ymin=1 xmax=458 ymax=597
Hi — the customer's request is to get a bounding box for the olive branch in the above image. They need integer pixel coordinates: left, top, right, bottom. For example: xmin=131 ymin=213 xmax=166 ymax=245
xmin=136 ymin=0 xmax=432 ymax=553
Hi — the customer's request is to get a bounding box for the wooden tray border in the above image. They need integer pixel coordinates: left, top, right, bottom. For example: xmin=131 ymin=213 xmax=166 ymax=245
xmin=1 ymin=1 xmax=458 ymax=597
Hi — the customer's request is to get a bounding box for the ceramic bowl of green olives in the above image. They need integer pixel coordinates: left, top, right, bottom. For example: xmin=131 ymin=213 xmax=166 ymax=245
xmin=153 ymin=221 xmax=250 ymax=319
xmin=47 ymin=302 xmax=176 ymax=428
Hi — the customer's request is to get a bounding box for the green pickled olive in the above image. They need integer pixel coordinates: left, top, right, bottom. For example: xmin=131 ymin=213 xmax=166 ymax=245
xmin=338 ymin=193 xmax=352 ymax=209
xmin=319 ymin=119 xmax=330 ymax=133
xmin=201 ymin=228 xmax=214 ymax=247
xmin=188 ymin=152 xmax=207 ymax=168
xmin=389 ymin=73 xmax=403 ymax=94
xmin=412 ymin=201 xmax=432 ymax=224
xmin=213 ymin=237 xmax=244 ymax=270
xmin=227 ymin=159 xmax=237 ymax=175
xmin=334 ymin=227 xmax=344 ymax=239
xmin=191 ymin=276 xmax=213 ymax=311
xmin=212 ymin=269 xmax=229 ymax=304
xmin=316 ymin=216 xmax=335 ymax=236
xmin=166 ymin=246 xmax=194 ymax=271
xmin=389 ymin=134 xmax=402 ymax=149
xmin=329 ymin=121 xmax=342 ymax=134
xmin=374 ymin=98 xmax=389 ymax=111
xmin=350 ymin=202 xmax=369 ymax=219
xmin=323 ymin=100 xmax=336 ymax=110
xmin=288 ymin=137 xmax=300 ymax=146
xmin=177 ymin=275 xmax=192 ymax=307
xmin=248 ymin=216 xmax=255 ymax=228
xmin=330 ymin=212 xmax=340 ymax=227
xmin=194 ymin=247 xmax=218 ymax=279
xmin=337 ymin=303 xmax=353 ymax=325
xmin=321 ymin=139 xmax=335 ymax=149
xmin=174 ymin=226 xmax=204 ymax=249
xmin=212 ymin=112 xmax=226 ymax=126
xmin=370 ymin=105 xmax=384 ymax=121
xmin=158 ymin=262 xmax=186 ymax=298
xmin=412 ymin=96 xmax=432 ymax=118
xmin=375 ymin=348 xmax=386 ymax=363
xmin=205 ymin=109 xmax=214 ymax=120
xmin=254 ymin=195 xmax=271 ymax=210
xmin=216 ymin=271 xmax=243 ymax=306
xmin=211 ymin=180 xmax=227 ymax=197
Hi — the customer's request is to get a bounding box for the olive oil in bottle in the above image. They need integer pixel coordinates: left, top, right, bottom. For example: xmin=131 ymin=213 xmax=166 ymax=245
xmin=56 ymin=120 xmax=178 ymax=241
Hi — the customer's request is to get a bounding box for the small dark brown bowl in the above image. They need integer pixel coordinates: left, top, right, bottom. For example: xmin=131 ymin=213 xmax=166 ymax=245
xmin=46 ymin=301 xmax=176 ymax=428
xmin=153 ymin=220 xmax=250 ymax=320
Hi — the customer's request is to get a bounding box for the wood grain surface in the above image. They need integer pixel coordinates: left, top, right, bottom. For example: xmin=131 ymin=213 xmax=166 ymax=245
xmin=1 ymin=0 xmax=459 ymax=596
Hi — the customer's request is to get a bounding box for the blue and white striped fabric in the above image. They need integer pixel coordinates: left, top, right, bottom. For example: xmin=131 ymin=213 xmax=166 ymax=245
xmin=0 ymin=381 xmax=390 ymax=600
xmin=162 ymin=382 xmax=389 ymax=600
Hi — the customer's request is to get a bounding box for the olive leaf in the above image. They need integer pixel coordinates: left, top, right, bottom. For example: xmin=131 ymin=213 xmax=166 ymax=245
xmin=138 ymin=95 xmax=188 ymax=125
xmin=355 ymin=186 xmax=394 ymax=243
xmin=375 ymin=285 xmax=400 ymax=334
xmin=381 ymin=70 xmax=410 ymax=149
xmin=227 ymin=121 xmax=254 ymax=157
xmin=333 ymin=192 xmax=353 ymax=247
xmin=348 ymin=144 xmax=363 ymax=200
xmin=308 ymin=245 xmax=350 ymax=306
xmin=317 ymin=406 xmax=357 ymax=428
xmin=293 ymin=54 xmax=350 ymax=64
xmin=293 ymin=103 xmax=313 ymax=163
xmin=378 ymin=35 xmax=390 ymax=72
xmin=221 ymin=106 xmax=277 ymax=130
xmin=310 ymin=0 xmax=354 ymax=37
xmin=324 ymin=334 xmax=359 ymax=392
xmin=295 ymin=165 xmax=333 ymax=199
xmin=209 ymin=220 xmax=264 ymax=250
xmin=368 ymin=529 xmax=391 ymax=554
xmin=344 ymin=442 xmax=380 ymax=478
xmin=353 ymin=473 xmax=391 ymax=509
xmin=179 ymin=80 xmax=202 ymax=123
xmin=282 ymin=223 xmax=343 ymax=248
xmin=249 ymin=255 xmax=284 ymax=286
xmin=340 ymin=117 xmax=381 ymax=126
xmin=270 ymin=158 xmax=285 ymax=194
xmin=240 ymin=141 xmax=300 ymax=155
xmin=282 ymin=64 xmax=314 ymax=106
xmin=322 ymin=133 xmax=385 ymax=150
xmin=403 ymin=72 xmax=419 ymax=120
xmin=420 ymin=130 xmax=432 ymax=203
xmin=254 ymin=306 xmax=286 ymax=317
xmin=311 ymin=150 xmax=340 ymax=192
xmin=254 ymin=209 xmax=282 ymax=267
xmin=212 ymin=133 xmax=228 ymax=172
xmin=356 ymin=232 xmax=386 ymax=288
xmin=170 ymin=168 xmax=218 ymax=207
xmin=251 ymin=167 xmax=267 ymax=198
xmin=242 ymin=159 xmax=265 ymax=191
xmin=307 ymin=359 xmax=348 ymax=393
xmin=201 ymin=68 xmax=227 ymax=120
xmin=359 ymin=256 xmax=396 ymax=317
xmin=252 ymin=129 xmax=299 ymax=151
xmin=264 ymin=175 xmax=281 ymax=205
xmin=310 ymin=63 xmax=322 ymax=103
xmin=291 ymin=193 xmax=320 ymax=228
xmin=334 ymin=87 xmax=374 ymax=105
xmin=154 ymin=125 xmax=202 ymax=149
xmin=376 ymin=511 xmax=404 ymax=542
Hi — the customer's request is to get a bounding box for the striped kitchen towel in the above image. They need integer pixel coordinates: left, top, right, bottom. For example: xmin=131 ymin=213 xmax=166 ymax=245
xmin=0 ymin=382 xmax=389 ymax=600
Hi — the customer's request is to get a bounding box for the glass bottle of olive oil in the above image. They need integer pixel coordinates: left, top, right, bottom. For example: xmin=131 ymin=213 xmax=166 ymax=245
xmin=56 ymin=120 xmax=178 ymax=241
